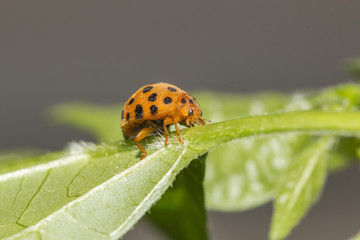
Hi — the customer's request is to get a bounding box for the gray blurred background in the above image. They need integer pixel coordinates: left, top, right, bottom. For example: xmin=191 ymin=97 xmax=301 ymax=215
xmin=1 ymin=1 xmax=360 ymax=239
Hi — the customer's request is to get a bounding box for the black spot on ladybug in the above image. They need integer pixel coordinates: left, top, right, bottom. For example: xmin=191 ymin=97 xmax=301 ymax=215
xmin=168 ymin=87 xmax=177 ymax=92
xmin=201 ymin=111 xmax=203 ymax=116
xmin=148 ymin=93 xmax=157 ymax=102
xmin=128 ymin=98 xmax=134 ymax=105
xmin=163 ymin=97 xmax=172 ymax=104
xmin=188 ymin=109 xmax=194 ymax=116
xmin=181 ymin=98 xmax=186 ymax=104
xmin=126 ymin=112 xmax=130 ymax=121
xmin=121 ymin=110 xmax=124 ymax=120
xmin=135 ymin=104 xmax=143 ymax=119
xmin=189 ymin=99 xmax=194 ymax=104
xmin=150 ymin=105 xmax=158 ymax=114
xmin=143 ymin=86 xmax=153 ymax=93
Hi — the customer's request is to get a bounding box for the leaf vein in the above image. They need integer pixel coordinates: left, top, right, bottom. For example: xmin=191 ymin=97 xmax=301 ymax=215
xmin=109 ymin=146 xmax=188 ymax=239
xmin=15 ymin=170 xmax=51 ymax=227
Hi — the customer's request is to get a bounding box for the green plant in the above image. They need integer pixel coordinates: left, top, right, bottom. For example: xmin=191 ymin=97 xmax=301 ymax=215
xmin=1 ymin=83 xmax=360 ymax=240
xmin=347 ymin=58 xmax=360 ymax=80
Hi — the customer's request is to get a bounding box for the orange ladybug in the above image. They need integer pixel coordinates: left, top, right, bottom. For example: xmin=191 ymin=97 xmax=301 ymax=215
xmin=121 ymin=82 xmax=207 ymax=159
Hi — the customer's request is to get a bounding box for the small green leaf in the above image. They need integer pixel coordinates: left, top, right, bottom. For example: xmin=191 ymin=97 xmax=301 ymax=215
xmin=327 ymin=137 xmax=360 ymax=171
xmin=346 ymin=58 xmax=360 ymax=80
xmin=357 ymin=148 xmax=360 ymax=162
xmin=147 ymin=153 xmax=208 ymax=240
xmin=269 ymin=136 xmax=334 ymax=240
xmin=50 ymin=103 xmax=124 ymax=141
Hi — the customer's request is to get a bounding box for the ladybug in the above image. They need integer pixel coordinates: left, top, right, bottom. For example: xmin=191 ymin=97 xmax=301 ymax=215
xmin=121 ymin=82 xmax=207 ymax=159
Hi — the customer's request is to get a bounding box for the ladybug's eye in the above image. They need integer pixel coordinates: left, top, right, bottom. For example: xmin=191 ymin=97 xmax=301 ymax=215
xmin=188 ymin=109 xmax=194 ymax=116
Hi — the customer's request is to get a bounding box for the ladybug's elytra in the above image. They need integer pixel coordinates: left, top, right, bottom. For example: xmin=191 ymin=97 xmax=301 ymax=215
xmin=121 ymin=82 xmax=207 ymax=159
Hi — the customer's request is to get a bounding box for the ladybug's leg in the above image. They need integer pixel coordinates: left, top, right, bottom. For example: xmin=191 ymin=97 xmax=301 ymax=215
xmin=135 ymin=127 xmax=157 ymax=160
xmin=174 ymin=123 xmax=184 ymax=144
xmin=186 ymin=118 xmax=194 ymax=127
xmin=163 ymin=117 xmax=174 ymax=145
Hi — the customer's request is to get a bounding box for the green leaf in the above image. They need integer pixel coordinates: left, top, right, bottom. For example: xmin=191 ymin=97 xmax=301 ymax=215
xmin=269 ymin=136 xmax=334 ymax=240
xmin=327 ymin=137 xmax=360 ymax=171
xmin=204 ymin=134 xmax=312 ymax=211
xmin=346 ymin=58 xmax=360 ymax=80
xmin=200 ymin=92 xmax=309 ymax=211
xmin=0 ymin=142 xmax=138 ymax=239
xmin=50 ymin=103 xmax=124 ymax=141
xmin=204 ymin=83 xmax=360 ymax=211
xmin=357 ymin=148 xmax=360 ymax=162
xmin=2 ymin=111 xmax=360 ymax=239
xmin=147 ymin=153 xmax=208 ymax=240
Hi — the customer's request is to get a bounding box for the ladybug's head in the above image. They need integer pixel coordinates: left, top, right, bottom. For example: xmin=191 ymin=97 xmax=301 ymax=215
xmin=177 ymin=93 xmax=205 ymax=127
